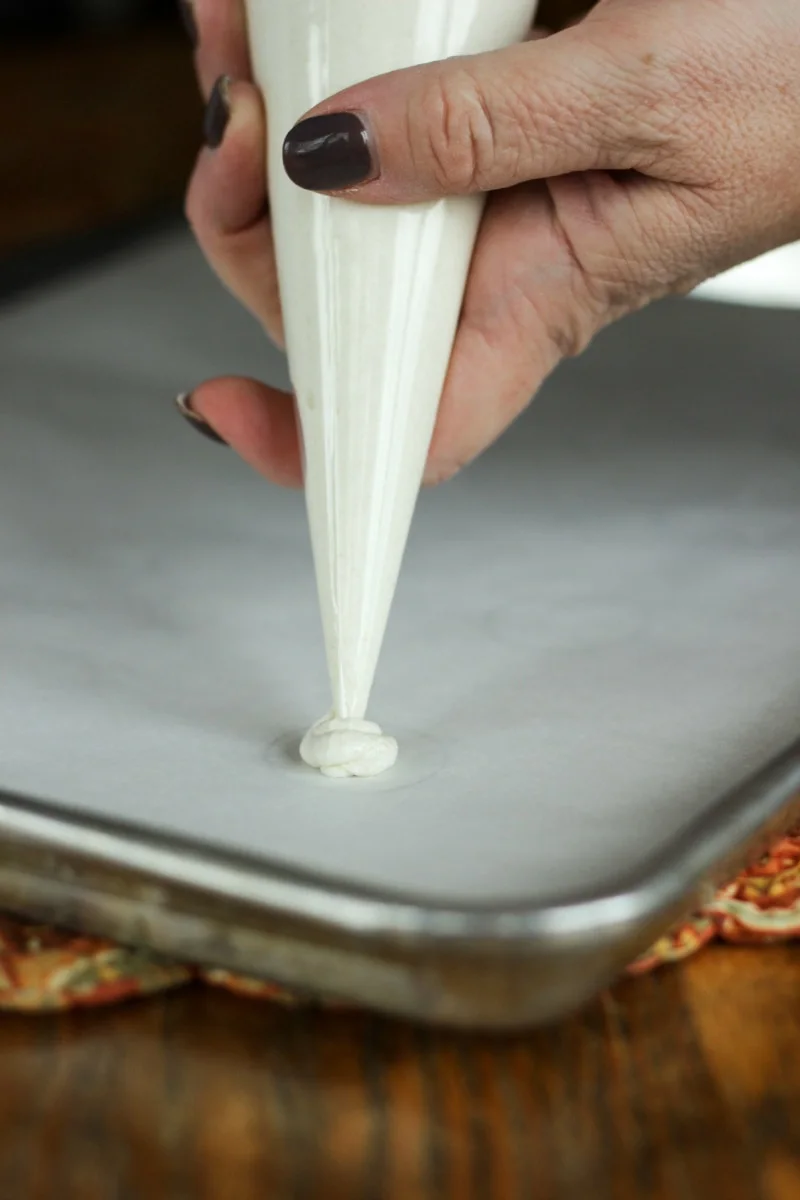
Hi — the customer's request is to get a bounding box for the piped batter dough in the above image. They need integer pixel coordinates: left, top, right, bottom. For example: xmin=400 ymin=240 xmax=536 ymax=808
xmin=300 ymin=715 xmax=398 ymax=779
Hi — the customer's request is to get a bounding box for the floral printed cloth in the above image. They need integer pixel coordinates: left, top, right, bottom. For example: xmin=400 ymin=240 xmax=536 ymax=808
xmin=1 ymin=831 xmax=799 ymax=1011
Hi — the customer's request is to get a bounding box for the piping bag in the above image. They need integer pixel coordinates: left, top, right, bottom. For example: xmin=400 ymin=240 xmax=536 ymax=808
xmin=244 ymin=0 xmax=539 ymax=777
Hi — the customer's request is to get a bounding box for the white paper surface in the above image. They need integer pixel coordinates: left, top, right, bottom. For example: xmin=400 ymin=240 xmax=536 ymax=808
xmin=1 ymin=232 xmax=799 ymax=905
xmin=694 ymin=242 xmax=800 ymax=310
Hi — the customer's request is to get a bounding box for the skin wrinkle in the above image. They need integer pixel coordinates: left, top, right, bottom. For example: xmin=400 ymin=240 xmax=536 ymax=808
xmin=422 ymin=68 xmax=491 ymax=195
xmin=549 ymin=170 xmax=732 ymax=313
xmin=545 ymin=176 xmax=616 ymax=322
xmin=468 ymin=75 xmax=505 ymax=194
xmin=546 ymin=173 xmax=650 ymax=318
xmin=459 ymin=60 xmax=550 ymax=194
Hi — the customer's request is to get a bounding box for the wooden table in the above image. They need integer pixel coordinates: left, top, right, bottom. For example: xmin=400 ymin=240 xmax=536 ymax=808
xmin=0 ymin=946 xmax=797 ymax=1199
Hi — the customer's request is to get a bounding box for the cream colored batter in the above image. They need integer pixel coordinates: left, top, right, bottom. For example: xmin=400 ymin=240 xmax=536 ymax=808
xmin=300 ymin=715 xmax=399 ymax=779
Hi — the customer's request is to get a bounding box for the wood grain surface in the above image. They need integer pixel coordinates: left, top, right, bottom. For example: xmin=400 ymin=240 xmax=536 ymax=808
xmin=0 ymin=946 xmax=797 ymax=1199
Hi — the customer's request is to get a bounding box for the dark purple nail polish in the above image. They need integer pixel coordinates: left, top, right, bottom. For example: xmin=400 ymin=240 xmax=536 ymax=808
xmin=178 ymin=0 xmax=198 ymax=47
xmin=283 ymin=113 xmax=376 ymax=192
xmin=175 ymin=394 xmax=227 ymax=445
xmin=203 ymin=76 xmax=231 ymax=150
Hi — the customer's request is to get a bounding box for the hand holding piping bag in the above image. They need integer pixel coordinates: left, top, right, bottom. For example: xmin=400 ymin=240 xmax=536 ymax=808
xmin=181 ymin=0 xmax=800 ymax=482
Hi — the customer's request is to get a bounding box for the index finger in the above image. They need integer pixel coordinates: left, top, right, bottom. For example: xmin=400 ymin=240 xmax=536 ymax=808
xmin=192 ymin=0 xmax=253 ymax=97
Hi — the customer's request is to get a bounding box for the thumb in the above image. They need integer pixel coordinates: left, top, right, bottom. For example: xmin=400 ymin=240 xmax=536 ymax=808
xmin=282 ymin=25 xmax=669 ymax=202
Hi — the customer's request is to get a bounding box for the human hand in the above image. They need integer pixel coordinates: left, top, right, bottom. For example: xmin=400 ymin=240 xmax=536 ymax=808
xmin=183 ymin=0 xmax=800 ymax=486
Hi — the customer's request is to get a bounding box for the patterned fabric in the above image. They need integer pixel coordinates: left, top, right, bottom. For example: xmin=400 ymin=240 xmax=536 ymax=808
xmin=0 ymin=831 xmax=799 ymax=1012
xmin=0 ymin=917 xmax=191 ymax=1012
xmin=628 ymin=830 xmax=800 ymax=973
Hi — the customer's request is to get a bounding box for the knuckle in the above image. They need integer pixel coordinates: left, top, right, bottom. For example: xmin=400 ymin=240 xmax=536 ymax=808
xmin=413 ymin=65 xmax=506 ymax=193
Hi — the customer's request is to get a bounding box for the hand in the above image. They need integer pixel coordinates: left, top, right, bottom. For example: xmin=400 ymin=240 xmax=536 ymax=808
xmin=184 ymin=0 xmax=800 ymax=486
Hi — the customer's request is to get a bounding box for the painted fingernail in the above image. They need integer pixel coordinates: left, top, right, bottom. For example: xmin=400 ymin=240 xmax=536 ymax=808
xmin=283 ymin=113 xmax=376 ymax=192
xmin=204 ymin=76 xmax=231 ymax=150
xmin=177 ymin=0 xmax=197 ymax=47
xmin=175 ymin=394 xmax=227 ymax=445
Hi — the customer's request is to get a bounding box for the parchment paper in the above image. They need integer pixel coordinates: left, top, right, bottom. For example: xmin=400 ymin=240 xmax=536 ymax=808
xmin=1 ymin=232 xmax=799 ymax=905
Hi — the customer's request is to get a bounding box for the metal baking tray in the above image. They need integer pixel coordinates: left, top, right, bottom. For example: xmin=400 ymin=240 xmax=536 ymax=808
xmin=0 ymin=232 xmax=798 ymax=1029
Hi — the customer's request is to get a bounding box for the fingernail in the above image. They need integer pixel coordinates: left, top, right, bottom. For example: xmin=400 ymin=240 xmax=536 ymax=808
xmin=283 ymin=113 xmax=376 ymax=192
xmin=204 ymin=76 xmax=231 ymax=150
xmin=175 ymin=394 xmax=227 ymax=445
xmin=178 ymin=0 xmax=197 ymax=47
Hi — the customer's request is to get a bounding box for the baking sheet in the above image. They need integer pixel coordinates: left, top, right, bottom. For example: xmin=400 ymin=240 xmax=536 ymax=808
xmin=1 ymin=232 xmax=799 ymax=908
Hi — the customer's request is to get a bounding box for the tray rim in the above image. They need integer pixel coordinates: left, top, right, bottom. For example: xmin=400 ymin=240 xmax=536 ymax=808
xmin=0 ymin=732 xmax=799 ymax=936
xmin=0 ymin=732 xmax=796 ymax=1028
